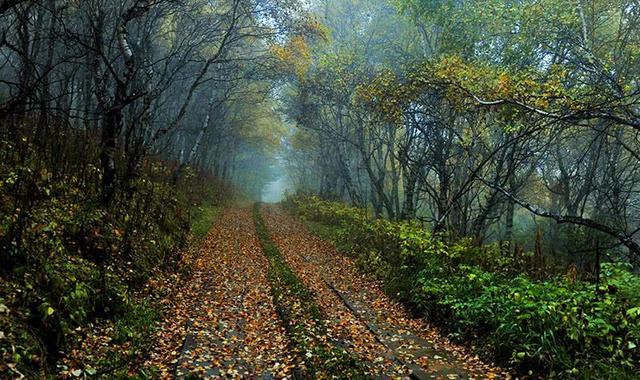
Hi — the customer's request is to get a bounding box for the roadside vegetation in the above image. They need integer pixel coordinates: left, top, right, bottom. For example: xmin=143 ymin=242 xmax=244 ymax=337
xmin=289 ymin=194 xmax=640 ymax=378
xmin=0 ymin=136 xmax=231 ymax=378
xmin=191 ymin=205 xmax=223 ymax=244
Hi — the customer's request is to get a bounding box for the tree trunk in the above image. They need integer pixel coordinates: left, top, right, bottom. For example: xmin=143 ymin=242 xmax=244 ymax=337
xmin=401 ymin=169 xmax=418 ymax=220
xmin=100 ymin=108 xmax=124 ymax=205
xmin=504 ymin=197 xmax=515 ymax=251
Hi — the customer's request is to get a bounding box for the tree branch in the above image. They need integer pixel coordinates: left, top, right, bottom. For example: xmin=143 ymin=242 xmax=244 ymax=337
xmin=476 ymin=175 xmax=640 ymax=258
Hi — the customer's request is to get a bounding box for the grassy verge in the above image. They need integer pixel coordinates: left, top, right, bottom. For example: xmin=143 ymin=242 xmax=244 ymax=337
xmin=252 ymin=203 xmax=366 ymax=378
xmin=190 ymin=204 xmax=222 ymax=243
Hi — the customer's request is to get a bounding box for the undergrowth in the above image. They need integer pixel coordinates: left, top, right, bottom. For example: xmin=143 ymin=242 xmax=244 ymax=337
xmin=0 ymin=137 xmax=230 ymax=378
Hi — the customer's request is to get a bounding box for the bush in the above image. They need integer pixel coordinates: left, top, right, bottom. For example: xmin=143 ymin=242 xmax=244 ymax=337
xmin=291 ymin=194 xmax=640 ymax=378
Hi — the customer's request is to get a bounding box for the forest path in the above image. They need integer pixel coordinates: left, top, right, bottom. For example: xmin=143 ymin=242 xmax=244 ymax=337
xmin=151 ymin=205 xmax=507 ymax=379
xmin=157 ymin=207 xmax=295 ymax=378
xmin=259 ymin=205 xmax=508 ymax=380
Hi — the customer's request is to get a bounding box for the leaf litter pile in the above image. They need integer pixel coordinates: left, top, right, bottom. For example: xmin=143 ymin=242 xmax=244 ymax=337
xmin=149 ymin=205 xmax=511 ymax=379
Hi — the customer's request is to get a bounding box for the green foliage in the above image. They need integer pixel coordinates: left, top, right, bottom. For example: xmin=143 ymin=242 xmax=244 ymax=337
xmin=190 ymin=204 xmax=221 ymax=244
xmin=292 ymin=194 xmax=640 ymax=378
xmin=415 ymin=265 xmax=640 ymax=376
xmin=113 ymin=301 xmax=158 ymax=348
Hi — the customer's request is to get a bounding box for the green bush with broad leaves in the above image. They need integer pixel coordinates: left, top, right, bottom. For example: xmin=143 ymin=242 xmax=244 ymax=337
xmin=291 ymin=194 xmax=640 ymax=378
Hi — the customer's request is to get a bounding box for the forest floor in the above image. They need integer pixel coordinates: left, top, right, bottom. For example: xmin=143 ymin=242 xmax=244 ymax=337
xmin=148 ymin=205 xmax=510 ymax=379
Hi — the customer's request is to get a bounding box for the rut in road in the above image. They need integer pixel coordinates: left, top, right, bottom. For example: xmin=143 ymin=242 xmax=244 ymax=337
xmin=260 ymin=204 xmax=510 ymax=379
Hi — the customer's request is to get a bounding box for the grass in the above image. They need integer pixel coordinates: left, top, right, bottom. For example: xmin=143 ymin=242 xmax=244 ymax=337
xmin=190 ymin=204 xmax=222 ymax=243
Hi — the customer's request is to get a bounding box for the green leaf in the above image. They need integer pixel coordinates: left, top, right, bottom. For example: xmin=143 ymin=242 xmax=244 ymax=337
xmin=47 ymin=306 xmax=55 ymax=316
xmin=85 ymin=367 xmax=97 ymax=376
xmin=628 ymin=342 xmax=637 ymax=350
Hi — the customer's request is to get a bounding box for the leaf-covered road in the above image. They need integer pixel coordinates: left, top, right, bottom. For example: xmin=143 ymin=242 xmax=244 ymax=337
xmin=150 ymin=206 xmax=509 ymax=379
xmin=149 ymin=208 xmax=294 ymax=378
xmin=260 ymin=205 xmax=508 ymax=379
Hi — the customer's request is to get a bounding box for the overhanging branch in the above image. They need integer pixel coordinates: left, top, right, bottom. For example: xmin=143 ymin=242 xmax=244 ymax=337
xmin=476 ymin=175 xmax=640 ymax=258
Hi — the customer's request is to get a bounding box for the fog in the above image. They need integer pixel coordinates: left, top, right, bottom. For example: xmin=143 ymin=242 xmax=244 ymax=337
xmin=262 ymin=173 xmax=293 ymax=203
